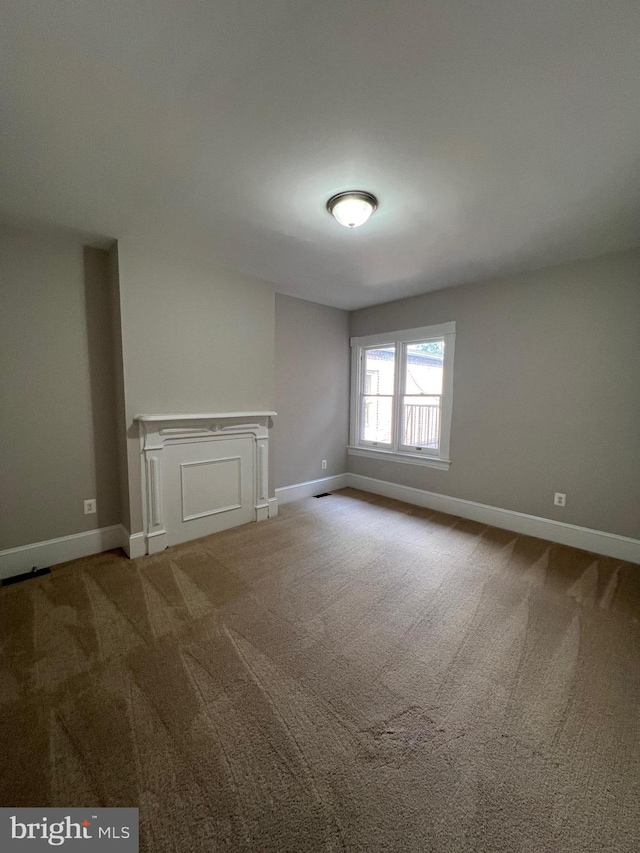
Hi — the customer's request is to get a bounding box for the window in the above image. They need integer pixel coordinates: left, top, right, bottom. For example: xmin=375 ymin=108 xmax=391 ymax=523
xmin=349 ymin=322 xmax=455 ymax=469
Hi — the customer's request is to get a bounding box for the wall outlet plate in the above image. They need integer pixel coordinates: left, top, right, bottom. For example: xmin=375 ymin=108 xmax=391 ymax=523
xmin=554 ymin=493 xmax=566 ymax=507
xmin=321 ymin=460 xmax=327 ymax=469
xmin=84 ymin=499 xmax=97 ymax=515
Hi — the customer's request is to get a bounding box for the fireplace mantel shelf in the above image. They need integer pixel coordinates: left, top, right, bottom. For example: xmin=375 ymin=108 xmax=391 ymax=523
xmin=135 ymin=411 xmax=277 ymax=422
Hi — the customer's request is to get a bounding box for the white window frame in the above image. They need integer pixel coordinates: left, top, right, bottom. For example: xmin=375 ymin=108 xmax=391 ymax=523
xmin=348 ymin=322 xmax=455 ymax=470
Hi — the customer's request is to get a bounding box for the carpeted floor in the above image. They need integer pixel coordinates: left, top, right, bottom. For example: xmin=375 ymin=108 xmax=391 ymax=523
xmin=1 ymin=488 xmax=639 ymax=852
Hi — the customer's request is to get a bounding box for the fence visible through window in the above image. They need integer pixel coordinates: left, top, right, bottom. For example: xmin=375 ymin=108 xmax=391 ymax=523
xmin=403 ymin=401 xmax=440 ymax=448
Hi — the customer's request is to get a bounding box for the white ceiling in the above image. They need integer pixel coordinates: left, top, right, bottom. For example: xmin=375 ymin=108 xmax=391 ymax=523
xmin=1 ymin=0 xmax=639 ymax=309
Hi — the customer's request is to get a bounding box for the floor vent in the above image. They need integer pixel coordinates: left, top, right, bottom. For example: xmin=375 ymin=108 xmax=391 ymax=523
xmin=314 ymin=492 xmax=332 ymax=498
xmin=2 ymin=567 xmax=51 ymax=587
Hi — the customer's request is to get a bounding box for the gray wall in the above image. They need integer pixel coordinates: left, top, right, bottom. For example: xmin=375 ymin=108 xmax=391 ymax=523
xmin=115 ymin=240 xmax=276 ymax=533
xmin=3 ymin=226 xmax=636 ymax=550
xmin=0 ymin=226 xmax=120 ymax=549
xmin=349 ymin=250 xmax=640 ymax=539
xmin=274 ymin=294 xmax=350 ymax=488
xmin=107 ymin=242 xmax=131 ymax=531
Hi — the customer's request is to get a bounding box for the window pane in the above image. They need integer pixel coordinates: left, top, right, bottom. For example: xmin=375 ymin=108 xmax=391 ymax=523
xmin=361 ymin=396 xmax=393 ymax=444
xmin=402 ymin=396 xmax=440 ymax=449
xmin=364 ymin=346 xmax=395 ymax=395
xmin=405 ymin=342 xmax=443 ymax=395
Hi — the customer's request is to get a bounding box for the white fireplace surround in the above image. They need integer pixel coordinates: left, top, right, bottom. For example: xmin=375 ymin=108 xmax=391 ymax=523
xmin=136 ymin=412 xmax=276 ymax=555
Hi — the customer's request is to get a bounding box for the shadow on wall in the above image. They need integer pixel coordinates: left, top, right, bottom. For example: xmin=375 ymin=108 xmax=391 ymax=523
xmin=82 ymin=247 xmax=121 ymax=530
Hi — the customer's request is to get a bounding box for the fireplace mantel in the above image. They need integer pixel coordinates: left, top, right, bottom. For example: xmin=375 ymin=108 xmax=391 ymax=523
xmin=135 ymin=411 xmax=276 ymax=554
xmin=137 ymin=411 xmax=277 ymax=424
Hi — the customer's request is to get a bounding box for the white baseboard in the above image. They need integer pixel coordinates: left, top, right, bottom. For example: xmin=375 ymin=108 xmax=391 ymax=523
xmin=346 ymin=473 xmax=640 ymax=564
xmin=121 ymin=528 xmax=146 ymax=559
xmin=4 ymin=476 xmax=634 ymax=576
xmin=275 ymin=473 xmax=349 ymax=505
xmin=0 ymin=525 xmax=125 ymax=581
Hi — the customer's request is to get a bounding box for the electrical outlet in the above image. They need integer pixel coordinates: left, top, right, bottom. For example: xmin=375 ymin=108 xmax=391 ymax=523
xmin=84 ymin=499 xmax=97 ymax=515
xmin=554 ymin=493 xmax=566 ymax=507
xmin=321 ymin=460 xmax=327 ymax=469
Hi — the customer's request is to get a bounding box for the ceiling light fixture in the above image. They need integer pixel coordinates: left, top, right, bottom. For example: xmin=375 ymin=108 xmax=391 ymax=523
xmin=327 ymin=191 xmax=378 ymax=228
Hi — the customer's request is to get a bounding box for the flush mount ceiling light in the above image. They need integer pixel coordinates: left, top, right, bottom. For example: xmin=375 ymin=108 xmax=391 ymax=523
xmin=327 ymin=191 xmax=378 ymax=228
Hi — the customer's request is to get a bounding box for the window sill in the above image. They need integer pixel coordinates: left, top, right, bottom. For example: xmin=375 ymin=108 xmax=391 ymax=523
xmin=347 ymin=446 xmax=452 ymax=470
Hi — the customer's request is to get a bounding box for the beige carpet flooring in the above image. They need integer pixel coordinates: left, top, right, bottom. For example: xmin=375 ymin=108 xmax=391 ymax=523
xmin=1 ymin=489 xmax=639 ymax=852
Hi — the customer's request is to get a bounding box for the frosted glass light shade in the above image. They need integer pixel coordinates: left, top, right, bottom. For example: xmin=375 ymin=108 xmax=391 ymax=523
xmin=327 ymin=191 xmax=377 ymax=228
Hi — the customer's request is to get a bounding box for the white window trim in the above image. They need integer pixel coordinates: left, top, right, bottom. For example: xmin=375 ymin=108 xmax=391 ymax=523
xmin=349 ymin=321 xmax=455 ymax=471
